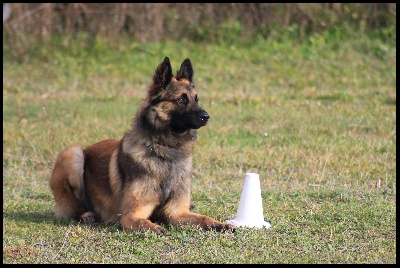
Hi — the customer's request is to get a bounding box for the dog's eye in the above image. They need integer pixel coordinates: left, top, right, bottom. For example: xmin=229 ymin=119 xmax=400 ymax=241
xmin=177 ymin=94 xmax=188 ymax=104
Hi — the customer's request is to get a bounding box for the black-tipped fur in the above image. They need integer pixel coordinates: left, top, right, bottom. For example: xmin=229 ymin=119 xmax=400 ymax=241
xmin=49 ymin=57 xmax=234 ymax=234
xmin=176 ymin=58 xmax=194 ymax=82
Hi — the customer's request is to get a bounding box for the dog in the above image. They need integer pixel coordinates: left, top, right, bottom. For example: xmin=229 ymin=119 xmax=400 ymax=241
xmin=49 ymin=57 xmax=234 ymax=234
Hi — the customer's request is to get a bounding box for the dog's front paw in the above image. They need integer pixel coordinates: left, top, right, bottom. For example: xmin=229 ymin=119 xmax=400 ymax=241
xmin=210 ymin=222 xmax=236 ymax=233
xmin=122 ymin=217 xmax=165 ymax=235
xmin=139 ymin=221 xmax=165 ymax=235
xmin=151 ymin=224 xmax=165 ymax=236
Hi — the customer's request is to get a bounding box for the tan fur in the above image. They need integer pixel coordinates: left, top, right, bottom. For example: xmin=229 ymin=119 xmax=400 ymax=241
xmin=49 ymin=57 xmax=234 ymax=234
xmin=49 ymin=145 xmax=85 ymax=220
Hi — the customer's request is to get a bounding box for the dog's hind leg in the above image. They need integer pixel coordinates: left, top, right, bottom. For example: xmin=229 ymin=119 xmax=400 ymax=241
xmin=49 ymin=145 xmax=86 ymax=221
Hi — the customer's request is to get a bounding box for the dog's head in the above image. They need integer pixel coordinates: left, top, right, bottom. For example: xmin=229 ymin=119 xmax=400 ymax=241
xmin=141 ymin=57 xmax=209 ymax=133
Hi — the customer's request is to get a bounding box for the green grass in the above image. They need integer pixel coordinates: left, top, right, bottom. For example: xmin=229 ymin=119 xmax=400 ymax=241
xmin=3 ymin=31 xmax=396 ymax=263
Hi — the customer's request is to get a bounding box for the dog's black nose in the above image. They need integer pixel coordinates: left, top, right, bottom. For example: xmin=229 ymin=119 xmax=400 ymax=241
xmin=199 ymin=111 xmax=210 ymax=121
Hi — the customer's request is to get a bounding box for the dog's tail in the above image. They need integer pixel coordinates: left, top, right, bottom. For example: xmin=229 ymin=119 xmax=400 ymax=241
xmin=49 ymin=145 xmax=86 ymax=221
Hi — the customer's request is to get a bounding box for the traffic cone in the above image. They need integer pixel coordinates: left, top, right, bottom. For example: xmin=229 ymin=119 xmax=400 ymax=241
xmin=226 ymin=173 xmax=271 ymax=228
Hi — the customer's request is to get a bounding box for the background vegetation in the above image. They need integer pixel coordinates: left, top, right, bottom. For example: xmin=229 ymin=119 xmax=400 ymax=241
xmin=3 ymin=3 xmax=396 ymax=264
xmin=3 ymin=3 xmax=396 ymax=56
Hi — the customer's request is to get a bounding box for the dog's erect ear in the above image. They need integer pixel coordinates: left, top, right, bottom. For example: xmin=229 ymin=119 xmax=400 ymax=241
xmin=153 ymin=57 xmax=173 ymax=89
xmin=176 ymin=58 xmax=194 ymax=83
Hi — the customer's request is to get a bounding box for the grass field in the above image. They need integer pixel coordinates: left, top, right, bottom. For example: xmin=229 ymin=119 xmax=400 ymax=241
xmin=3 ymin=31 xmax=396 ymax=263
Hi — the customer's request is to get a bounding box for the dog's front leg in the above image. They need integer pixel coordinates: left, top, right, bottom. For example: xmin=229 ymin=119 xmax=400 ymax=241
xmin=170 ymin=211 xmax=234 ymax=232
xmin=164 ymin=198 xmax=234 ymax=232
xmin=120 ymin=203 xmax=164 ymax=234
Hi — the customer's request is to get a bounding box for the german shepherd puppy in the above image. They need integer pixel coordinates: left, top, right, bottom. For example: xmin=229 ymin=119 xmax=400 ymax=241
xmin=49 ymin=57 xmax=233 ymax=234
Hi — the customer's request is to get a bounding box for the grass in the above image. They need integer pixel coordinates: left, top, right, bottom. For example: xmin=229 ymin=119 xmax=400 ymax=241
xmin=3 ymin=30 xmax=396 ymax=263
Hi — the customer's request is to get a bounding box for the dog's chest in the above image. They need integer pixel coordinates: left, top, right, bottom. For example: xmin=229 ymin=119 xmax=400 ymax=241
xmin=157 ymin=160 xmax=191 ymax=205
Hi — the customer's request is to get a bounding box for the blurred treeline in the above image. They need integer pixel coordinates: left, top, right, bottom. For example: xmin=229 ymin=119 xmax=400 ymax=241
xmin=3 ymin=3 xmax=396 ymax=55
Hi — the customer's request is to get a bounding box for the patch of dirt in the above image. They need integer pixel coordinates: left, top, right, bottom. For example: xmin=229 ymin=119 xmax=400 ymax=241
xmin=3 ymin=245 xmax=36 ymax=257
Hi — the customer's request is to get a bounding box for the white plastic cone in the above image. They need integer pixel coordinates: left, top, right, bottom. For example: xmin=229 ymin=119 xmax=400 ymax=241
xmin=226 ymin=173 xmax=271 ymax=228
